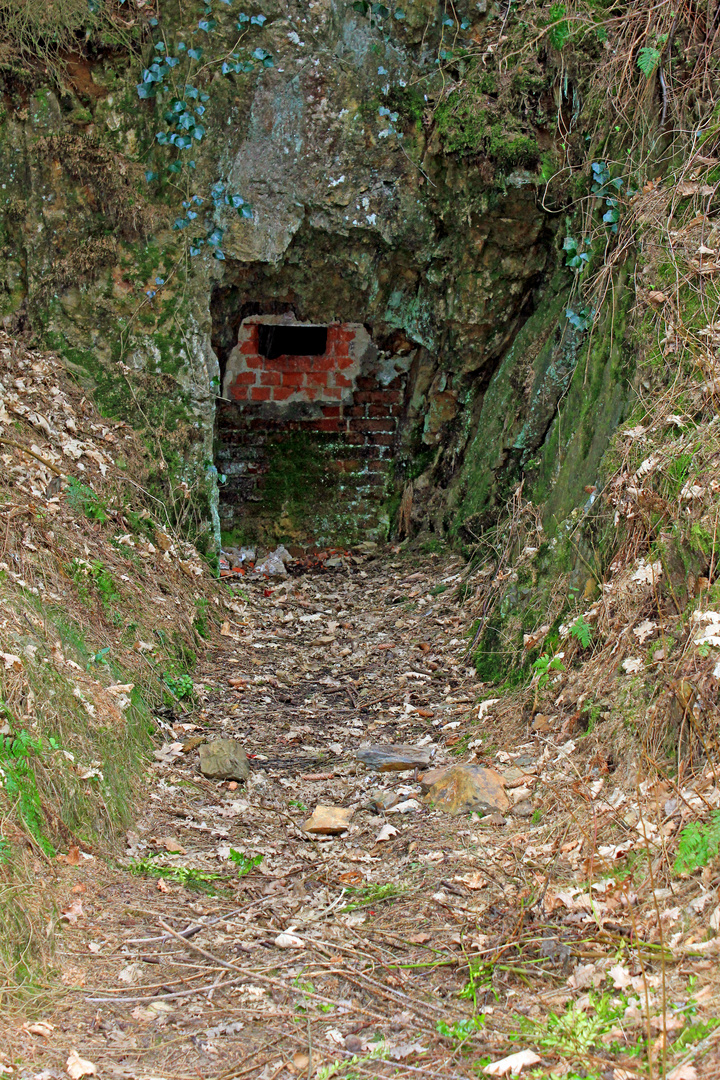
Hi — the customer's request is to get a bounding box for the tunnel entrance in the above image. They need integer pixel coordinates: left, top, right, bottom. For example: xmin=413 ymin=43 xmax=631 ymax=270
xmin=214 ymin=312 xmax=411 ymax=548
xmin=257 ymin=323 xmax=328 ymax=361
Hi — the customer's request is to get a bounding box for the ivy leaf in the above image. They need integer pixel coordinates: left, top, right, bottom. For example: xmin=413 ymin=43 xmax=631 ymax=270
xmin=137 ymin=84 xmax=156 ymax=99
xmin=187 ymin=47 xmax=204 ymax=60
xmin=240 ymin=205 xmax=253 ymax=218
xmin=193 ymin=125 xmax=206 ymax=140
xmin=214 ymin=249 xmax=226 ymax=260
xmin=144 ymin=169 xmax=158 ymax=182
xmin=173 ymin=217 xmax=190 ymax=230
xmin=167 ymin=161 xmax=183 ymax=173
xmin=166 ymin=56 xmax=180 ymax=68
xmin=198 ymin=17 xmax=217 ymax=31
xmin=251 ymin=13 xmax=267 ymax=24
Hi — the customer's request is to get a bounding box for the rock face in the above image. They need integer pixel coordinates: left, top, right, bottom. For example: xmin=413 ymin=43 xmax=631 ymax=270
xmin=198 ymin=740 xmax=249 ymax=782
xmin=424 ymin=766 xmax=510 ymax=817
xmin=0 ymin=1 xmax=633 ymax=552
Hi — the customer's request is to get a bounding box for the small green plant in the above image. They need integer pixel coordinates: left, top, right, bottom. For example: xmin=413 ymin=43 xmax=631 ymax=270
xmin=193 ymin=597 xmax=210 ymax=639
xmin=228 ymin=848 xmax=263 ymax=877
xmin=340 ymin=882 xmax=403 ymax=912
xmin=532 ymin=652 xmax=565 ymax=689
xmin=569 ymin=615 xmax=592 ymax=649
xmin=637 ymin=46 xmax=661 ymax=77
xmin=289 ymin=799 xmax=308 ymax=812
xmin=546 ymin=2 xmax=570 ymax=49
xmin=674 ymin=810 xmax=720 ymax=875
xmin=164 ymin=672 xmax=194 ymax=700
xmin=128 ymin=853 xmax=222 ymax=889
xmin=563 ymin=234 xmax=590 ymax=272
xmin=0 ymin=730 xmax=57 ymax=855
xmin=66 ymin=479 xmax=109 ymax=523
xmin=460 ymin=959 xmax=498 ymax=1008
xmin=436 ymin=1015 xmax=485 ymax=1043
xmin=512 ymin=993 xmax=634 ymax=1062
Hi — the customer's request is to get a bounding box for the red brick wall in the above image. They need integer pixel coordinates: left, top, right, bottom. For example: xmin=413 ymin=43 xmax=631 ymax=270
xmin=225 ymin=320 xmax=358 ymax=407
xmin=217 ymin=317 xmax=406 ymax=535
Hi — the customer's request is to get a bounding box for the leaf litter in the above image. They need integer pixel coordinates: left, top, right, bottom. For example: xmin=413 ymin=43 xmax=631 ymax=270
xmin=1 ymin=342 xmax=720 ymax=1078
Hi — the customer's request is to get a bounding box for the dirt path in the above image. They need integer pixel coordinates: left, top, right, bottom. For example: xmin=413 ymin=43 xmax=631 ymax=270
xmin=11 ymin=551 xmax=720 ymax=1080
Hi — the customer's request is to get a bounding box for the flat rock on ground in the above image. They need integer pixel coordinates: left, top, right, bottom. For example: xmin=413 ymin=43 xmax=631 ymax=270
xmin=198 ymin=738 xmax=249 ymax=781
xmin=356 ymin=744 xmax=433 ymax=771
xmin=424 ymin=764 xmax=510 ymax=816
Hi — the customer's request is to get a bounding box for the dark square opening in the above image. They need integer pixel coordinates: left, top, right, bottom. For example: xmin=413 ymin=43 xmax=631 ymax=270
xmin=257 ymin=324 xmax=328 ymax=360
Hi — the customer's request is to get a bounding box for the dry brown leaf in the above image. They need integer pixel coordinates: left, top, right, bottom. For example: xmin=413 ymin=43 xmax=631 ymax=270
xmin=160 ymin=836 xmax=186 ymax=854
xmin=57 ymin=846 xmax=81 ymax=866
xmin=60 ymin=899 xmax=84 ymax=924
xmin=66 ymin=1051 xmax=96 ymax=1079
xmin=22 ymin=1022 xmax=54 ymax=1038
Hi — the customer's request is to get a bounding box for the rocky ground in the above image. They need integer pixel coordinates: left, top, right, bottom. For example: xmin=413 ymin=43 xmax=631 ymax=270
xmin=5 ymin=550 xmax=720 ymax=1080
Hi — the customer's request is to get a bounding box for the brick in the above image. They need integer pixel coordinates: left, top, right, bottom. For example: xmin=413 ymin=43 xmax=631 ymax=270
xmin=233 ymin=371 xmax=257 ymax=386
xmin=346 ymin=432 xmax=365 ymax=446
xmin=356 ymin=376 xmax=378 ymax=391
xmin=353 ymin=391 xmax=373 ymax=405
xmin=260 ymin=370 xmax=282 ymax=386
xmin=332 ymin=342 xmax=350 ymax=358
xmin=347 ymin=404 xmax=366 ymax=418
xmin=350 ymin=418 xmax=396 ymax=433
xmin=272 ymin=386 xmax=296 ymax=401
xmin=245 ymin=355 xmax=265 ymax=369
xmin=306 ymin=371 xmax=331 ymax=388
xmin=250 ymin=386 xmax=272 ymax=402
xmin=369 ymin=433 xmax=395 ymax=446
xmin=336 ymin=355 xmax=355 ymax=370
xmin=229 ymin=386 xmax=247 ymax=401
xmin=332 ymin=372 xmax=354 ymax=389
xmin=304 ymin=388 xmax=318 ymax=401
xmin=240 ymin=339 xmax=257 ymax=355
xmin=308 ymin=355 xmax=336 ymax=372
xmin=313 ymin=418 xmax=343 ymax=433
xmin=323 ymin=386 xmax=343 ymax=399
xmin=321 ymin=405 xmax=341 ymax=418
xmin=274 ymin=355 xmax=313 ymax=372
xmin=282 ymin=371 xmax=305 ymax=387
xmin=368 ymin=403 xmax=392 ymax=418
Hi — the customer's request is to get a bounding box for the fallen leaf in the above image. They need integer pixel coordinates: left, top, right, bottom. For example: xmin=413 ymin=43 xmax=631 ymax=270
xmin=0 ymin=652 xmax=22 ymax=671
xmin=274 ymin=932 xmax=305 ymax=949
xmin=667 ymin=1066 xmax=698 ymax=1080
xmin=609 ymin=963 xmax=633 ymax=989
xmin=60 ymin=899 xmax=84 ymax=924
xmin=22 ymin=1022 xmax=54 ymax=1038
xmin=622 ymin=657 xmax=644 ymax=674
xmin=484 ymin=1049 xmax=541 ymax=1076
xmin=456 ymin=872 xmax=487 ymax=890
xmin=375 ymin=823 xmax=398 ymax=842
xmin=408 ymin=933 xmax=431 ymax=944
xmin=57 ymin=846 xmax=81 ymax=866
xmin=160 ymin=836 xmax=186 ymax=854
xmin=66 ymin=1051 xmax=96 ymax=1080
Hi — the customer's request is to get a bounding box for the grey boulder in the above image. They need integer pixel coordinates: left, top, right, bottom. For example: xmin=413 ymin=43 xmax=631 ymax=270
xmin=199 ymin=739 xmax=249 ymax=781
